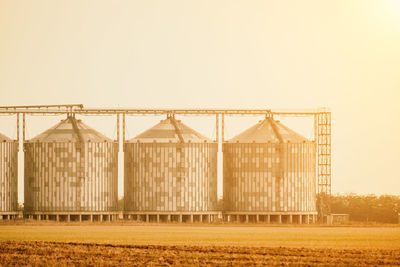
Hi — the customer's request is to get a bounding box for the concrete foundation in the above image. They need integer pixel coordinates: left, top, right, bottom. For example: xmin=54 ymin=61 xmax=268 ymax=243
xmin=0 ymin=212 xmax=19 ymax=220
xmin=222 ymin=212 xmax=318 ymax=224
xmin=23 ymin=212 xmax=119 ymax=222
xmin=123 ymin=211 xmax=221 ymax=223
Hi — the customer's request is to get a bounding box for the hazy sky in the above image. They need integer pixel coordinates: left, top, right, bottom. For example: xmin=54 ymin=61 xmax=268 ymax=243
xmin=1 ymin=1 xmax=399 ymax=201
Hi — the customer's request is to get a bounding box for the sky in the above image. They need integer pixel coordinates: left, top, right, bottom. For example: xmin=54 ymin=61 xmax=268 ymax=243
xmin=0 ymin=0 xmax=399 ymax=202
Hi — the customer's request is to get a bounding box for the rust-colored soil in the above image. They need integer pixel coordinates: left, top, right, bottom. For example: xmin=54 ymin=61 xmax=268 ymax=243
xmin=1 ymin=241 xmax=400 ymax=266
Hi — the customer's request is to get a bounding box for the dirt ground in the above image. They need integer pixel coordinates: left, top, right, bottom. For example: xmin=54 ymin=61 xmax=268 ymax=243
xmin=1 ymin=240 xmax=400 ymax=266
xmin=1 ymin=224 xmax=399 ymax=265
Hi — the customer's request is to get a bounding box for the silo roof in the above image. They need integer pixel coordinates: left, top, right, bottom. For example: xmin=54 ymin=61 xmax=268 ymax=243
xmin=27 ymin=116 xmax=112 ymax=142
xmin=228 ymin=118 xmax=309 ymax=143
xmin=128 ymin=117 xmax=212 ymax=143
xmin=0 ymin=132 xmax=12 ymax=142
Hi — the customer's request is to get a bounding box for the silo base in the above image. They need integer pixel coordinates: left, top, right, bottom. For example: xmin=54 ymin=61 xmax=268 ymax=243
xmin=0 ymin=211 xmax=19 ymax=220
xmin=123 ymin=211 xmax=222 ymax=223
xmin=222 ymin=212 xmax=318 ymax=224
xmin=23 ymin=212 xmax=120 ymax=222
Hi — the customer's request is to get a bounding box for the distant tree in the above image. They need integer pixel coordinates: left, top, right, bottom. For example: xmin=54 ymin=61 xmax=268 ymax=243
xmin=316 ymin=193 xmax=331 ymax=222
xmin=328 ymin=194 xmax=400 ymax=223
xmin=18 ymin=203 xmax=24 ymax=212
xmin=118 ymin=197 xmax=124 ymax=211
xmin=216 ymin=198 xmax=223 ymax=211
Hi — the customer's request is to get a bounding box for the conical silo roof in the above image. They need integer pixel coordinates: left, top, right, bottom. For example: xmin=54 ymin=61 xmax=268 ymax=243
xmin=27 ymin=116 xmax=112 ymax=142
xmin=0 ymin=132 xmax=12 ymax=142
xmin=128 ymin=116 xmax=212 ymax=143
xmin=228 ymin=118 xmax=309 ymax=143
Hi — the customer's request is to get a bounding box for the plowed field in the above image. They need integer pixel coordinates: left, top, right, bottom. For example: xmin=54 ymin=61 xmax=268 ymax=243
xmin=1 ymin=224 xmax=399 ymax=266
xmin=1 ymin=241 xmax=400 ymax=266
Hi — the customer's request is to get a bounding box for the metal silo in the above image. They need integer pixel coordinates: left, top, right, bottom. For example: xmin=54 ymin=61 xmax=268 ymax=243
xmin=0 ymin=133 xmax=18 ymax=219
xmin=223 ymin=116 xmax=317 ymax=224
xmin=124 ymin=115 xmax=218 ymax=223
xmin=24 ymin=116 xmax=118 ymax=222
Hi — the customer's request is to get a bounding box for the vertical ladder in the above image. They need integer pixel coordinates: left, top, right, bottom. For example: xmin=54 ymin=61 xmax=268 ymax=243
xmin=315 ymin=111 xmax=332 ymax=194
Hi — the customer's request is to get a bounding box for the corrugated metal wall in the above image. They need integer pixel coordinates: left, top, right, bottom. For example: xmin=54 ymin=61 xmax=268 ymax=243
xmin=24 ymin=142 xmax=118 ymax=212
xmin=0 ymin=142 xmax=18 ymax=212
xmin=124 ymin=143 xmax=218 ymax=212
xmin=223 ymin=142 xmax=316 ymax=212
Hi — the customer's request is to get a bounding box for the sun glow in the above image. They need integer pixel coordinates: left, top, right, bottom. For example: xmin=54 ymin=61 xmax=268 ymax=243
xmin=383 ymin=0 xmax=400 ymax=22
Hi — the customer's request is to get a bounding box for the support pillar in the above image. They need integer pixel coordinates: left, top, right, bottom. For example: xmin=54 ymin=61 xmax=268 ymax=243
xmin=100 ymin=215 xmax=103 ymax=222
xmin=179 ymin=214 xmax=182 ymax=223
xmin=90 ymin=214 xmax=93 ymax=222
xmin=200 ymin=215 xmax=203 ymax=223
xmin=267 ymin=215 xmax=270 ymax=224
xmin=216 ymin=114 xmax=219 ymax=143
xmin=79 ymin=215 xmax=82 ymax=222
xmin=67 ymin=215 xmax=70 ymax=222
xmin=278 ymin=215 xmax=282 ymax=224
xmin=299 ymin=215 xmax=302 ymax=224
xmin=190 ymin=214 xmax=193 ymax=223
xmin=157 ymin=214 xmax=160 ymax=223
xmin=246 ymin=215 xmax=249 ymax=224
xmin=56 ymin=215 xmax=59 ymax=222
xmin=289 ymin=215 xmax=293 ymax=224
xmin=167 ymin=214 xmax=171 ymax=223
xmin=146 ymin=214 xmax=149 ymax=223
xmin=256 ymin=214 xmax=259 ymax=223
xmin=307 ymin=215 xmax=310 ymax=224
xmin=221 ymin=114 xmax=225 ymax=142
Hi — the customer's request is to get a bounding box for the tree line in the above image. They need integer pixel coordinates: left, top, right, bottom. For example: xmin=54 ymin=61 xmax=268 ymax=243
xmin=318 ymin=193 xmax=400 ymax=224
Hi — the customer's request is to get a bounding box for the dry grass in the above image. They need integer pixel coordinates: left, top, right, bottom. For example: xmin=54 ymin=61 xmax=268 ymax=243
xmin=1 ymin=224 xmax=399 ymax=248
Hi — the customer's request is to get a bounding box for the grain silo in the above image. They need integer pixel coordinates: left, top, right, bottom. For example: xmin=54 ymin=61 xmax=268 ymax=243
xmin=124 ymin=115 xmax=218 ymax=223
xmin=223 ymin=115 xmax=317 ymax=224
xmin=0 ymin=133 xmax=18 ymax=220
xmin=24 ymin=116 xmax=118 ymax=222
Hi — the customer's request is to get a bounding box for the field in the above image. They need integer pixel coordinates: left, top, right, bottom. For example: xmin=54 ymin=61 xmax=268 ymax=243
xmin=1 ymin=223 xmax=400 ymax=266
